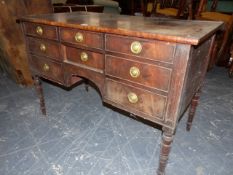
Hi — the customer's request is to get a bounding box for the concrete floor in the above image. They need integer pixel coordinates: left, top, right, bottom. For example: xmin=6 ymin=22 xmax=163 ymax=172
xmin=0 ymin=67 xmax=233 ymax=175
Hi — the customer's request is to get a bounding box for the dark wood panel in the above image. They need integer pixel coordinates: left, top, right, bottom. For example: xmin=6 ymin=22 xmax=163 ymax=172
xmin=105 ymin=55 xmax=172 ymax=91
xmin=106 ymin=34 xmax=176 ymax=63
xmin=179 ymin=37 xmax=213 ymax=117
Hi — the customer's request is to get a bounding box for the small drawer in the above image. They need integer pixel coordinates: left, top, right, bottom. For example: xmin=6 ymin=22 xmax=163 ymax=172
xmin=105 ymin=55 xmax=171 ymax=91
xmin=60 ymin=28 xmax=103 ymax=49
xmin=30 ymin=55 xmax=63 ymax=82
xmin=27 ymin=37 xmax=61 ymax=60
xmin=24 ymin=22 xmax=58 ymax=40
xmin=66 ymin=47 xmax=104 ymax=70
xmin=105 ymin=34 xmax=176 ymax=63
xmin=104 ymin=79 xmax=166 ymax=120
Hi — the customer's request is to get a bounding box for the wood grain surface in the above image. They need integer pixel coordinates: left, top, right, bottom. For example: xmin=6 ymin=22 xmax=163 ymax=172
xmin=19 ymin=12 xmax=223 ymax=45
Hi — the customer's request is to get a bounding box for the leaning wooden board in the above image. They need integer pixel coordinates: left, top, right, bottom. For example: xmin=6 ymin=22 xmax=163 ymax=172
xmin=0 ymin=0 xmax=52 ymax=85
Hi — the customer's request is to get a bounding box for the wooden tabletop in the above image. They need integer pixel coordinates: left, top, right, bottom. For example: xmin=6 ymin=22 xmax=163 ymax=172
xmin=19 ymin=12 xmax=223 ymax=45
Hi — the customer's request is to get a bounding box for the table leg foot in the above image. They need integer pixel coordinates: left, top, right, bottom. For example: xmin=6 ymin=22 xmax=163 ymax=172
xmin=229 ymin=47 xmax=233 ymax=78
xmin=186 ymin=90 xmax=200 ymax=131
xmin=34 ymin=76 xmax=46 ymax=116
xmin=84 ymin=79 xmax=89 ymax=92
xmin=157 ymin=127 xmax=174 ymax=175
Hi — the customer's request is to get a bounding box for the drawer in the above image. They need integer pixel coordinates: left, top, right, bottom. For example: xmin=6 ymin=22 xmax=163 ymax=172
xmin=27 ymin=37 xmax=61 ymax=60
xmin=30 ymin=55 xmax=63 ymax=82
xmin=104 ymin=79 xmax=166 ymax=120
xmin=105 ymin=34 xmax=176 ymax=63
xmin=66 ymin=46 xmax=104 ymax=70
xmin=105 ymin=55 xmax=171 ymax=91
xmin=60 ymin=28 xmax=103 ymax=49
xmin=24 ymin=22 xmax=58 ymax=40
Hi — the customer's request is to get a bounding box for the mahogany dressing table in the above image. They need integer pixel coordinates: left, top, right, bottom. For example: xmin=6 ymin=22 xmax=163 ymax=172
xmin=19 ymin=12 xmax=222 ymax=175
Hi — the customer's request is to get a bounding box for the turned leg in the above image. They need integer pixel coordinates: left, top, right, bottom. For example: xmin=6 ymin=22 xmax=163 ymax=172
xmin=229 ymin=62 xmax=233 ymax=78
xmin=157 ymin=127 xmax=175 ymax=175
xmin=34 ymin=76 xmax=46 ymax=115
xmin=84 ymin=79 xmax=89 ymax=92
xmin=186 ymin=90 xmax=201 ymax=131
xmin=229 ymin=44 xmax=233 ymax=78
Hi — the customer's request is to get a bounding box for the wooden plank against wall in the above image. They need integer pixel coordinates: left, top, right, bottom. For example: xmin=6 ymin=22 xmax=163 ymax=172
xmin=23 ymin=0 xmax=53 ymax=15
xmin=0 ymin=0 xmax=52 ymax=86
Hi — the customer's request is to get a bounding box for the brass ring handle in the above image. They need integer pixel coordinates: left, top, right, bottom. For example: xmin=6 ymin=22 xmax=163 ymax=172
xmin=43 ymin=63 xmax=50 ymax=72
xmin=127 ymin=92 xmax=138 ymax=104
xmin=36 ymin=26 xmax=43 ymax=35
xmin=130 ymin=41 xmax=142 ymax=54
xmin=80 ymin=52 xmax=88 ymax=62
xmin=40 ymin=44 xmax=46 ymax=52
xmin=75 ymin=32 xmax=84 ymax=42
xmin=129 ymin=66 xmax=140 ymax=78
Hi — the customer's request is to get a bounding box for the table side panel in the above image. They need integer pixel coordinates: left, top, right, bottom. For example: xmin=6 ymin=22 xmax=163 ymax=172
xmin=164 ymin=44 xmax=191 ymax=127
xmin=178 ymin=37 xmax=213 ymax=118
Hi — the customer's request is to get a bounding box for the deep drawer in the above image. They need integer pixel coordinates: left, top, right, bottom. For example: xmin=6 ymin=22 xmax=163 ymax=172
xmin=104 ymin=79 xmax=166 ymax=120
xmin=24 ymin=22 xmax=58 ymax=40
xmin=105 ymin=55 xmax=171 ymax=91
xmin=60 ymin=28 xmax=104 ymax=49
xmin=105 ymin=34 xmax=176 ymax=63
xmin=30 ymin=55 xmax=63 ymax=82
xmin=27 ymin=37 xmax=61 ymax=60
xmin=66 ymin=46 xmax=104 ymax=70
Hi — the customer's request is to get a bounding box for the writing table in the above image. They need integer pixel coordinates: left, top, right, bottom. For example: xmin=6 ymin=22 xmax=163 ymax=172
xmin=19 ymin=12 xmax=222 ymax=175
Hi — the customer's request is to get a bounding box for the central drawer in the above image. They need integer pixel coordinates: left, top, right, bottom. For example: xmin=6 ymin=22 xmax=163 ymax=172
xmin=66 ymin=46 xmax=104 ymax=71
xmin=104 ymin=79 xmax=166 ymax=120
xmin=60 ymin=28 xmax=104 ymax=49
xmin=105 ymin=55 xmax=171 ymax=91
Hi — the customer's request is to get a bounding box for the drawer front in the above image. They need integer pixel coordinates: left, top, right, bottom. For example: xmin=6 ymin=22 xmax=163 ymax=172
xmin=105 ymin=79 xmax=166 ymax=120
xmin=27 ymin=37 xmax=61 ymax=60
xmin=105 ymin=34 xmax=176 ymax=63
xmin=105 ymin=55 xmax=171 ymax=91
xmin=66 ymin=47 xmax=104 ymax=70
xmin=60 ymin=28 xmax=103 ymax=49
xmin=30 ymin=55 xmax=63 ymax=82
xmin=24 ymin=22 xmax=58 ymax=40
